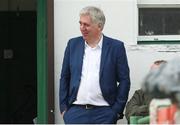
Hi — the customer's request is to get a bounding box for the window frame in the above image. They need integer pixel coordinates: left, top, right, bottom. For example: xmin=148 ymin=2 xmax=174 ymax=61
xmin=137 ymin=3 xmax=180 ymax=44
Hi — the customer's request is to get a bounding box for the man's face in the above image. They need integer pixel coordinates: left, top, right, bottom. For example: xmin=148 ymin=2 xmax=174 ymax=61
xmin=79 ymin=15 xmax=101 ymax=42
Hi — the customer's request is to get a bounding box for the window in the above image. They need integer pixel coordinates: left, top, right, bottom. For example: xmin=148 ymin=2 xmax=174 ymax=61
xmin=138 ymin=7 xmax=180 ymax=44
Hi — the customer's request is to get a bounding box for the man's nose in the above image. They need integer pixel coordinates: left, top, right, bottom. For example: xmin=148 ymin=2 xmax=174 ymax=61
xmin=80 ymin=24 xmax=86 ymax=30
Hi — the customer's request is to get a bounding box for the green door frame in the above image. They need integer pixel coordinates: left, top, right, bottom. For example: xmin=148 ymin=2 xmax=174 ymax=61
xmin=37 ymin=0 xmax=54 ymax=123
xmin=37 ymin=0 xmax=47 ymax=123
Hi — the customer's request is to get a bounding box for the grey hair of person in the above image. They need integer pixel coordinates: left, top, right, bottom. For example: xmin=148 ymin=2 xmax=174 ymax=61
xmin=141 ymin=57 xmax=180 ymax=106
xmin=80 ymin=6 xmax=106 ymax=30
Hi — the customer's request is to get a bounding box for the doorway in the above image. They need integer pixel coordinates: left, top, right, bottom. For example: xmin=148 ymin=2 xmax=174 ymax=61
xmin=0 ymin=0 xmax=37 ymax=123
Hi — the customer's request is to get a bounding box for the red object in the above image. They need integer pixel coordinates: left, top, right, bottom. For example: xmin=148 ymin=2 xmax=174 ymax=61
xmin=169 ymin=104 xmax=177 ymax=123
xmin=157 ymin=104 xmax=177 ymax=124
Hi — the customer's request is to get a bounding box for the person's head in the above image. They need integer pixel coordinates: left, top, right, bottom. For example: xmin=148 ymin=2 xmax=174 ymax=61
xmin=79 ymin=6 xmax=105 ymax=42
xmin=150 ymin=60 xmax=167 ymax=70
xmin=142 ymin=57 xmax=180 ymax=102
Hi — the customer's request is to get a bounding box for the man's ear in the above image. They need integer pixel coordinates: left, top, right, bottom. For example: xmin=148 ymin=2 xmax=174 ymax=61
xmin=98 ymin=24 xmax=103 ymax=31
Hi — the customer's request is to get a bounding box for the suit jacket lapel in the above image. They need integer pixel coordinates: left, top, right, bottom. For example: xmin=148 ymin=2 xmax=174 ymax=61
xmin=77 ymin=38 xmax=85 ymax=85
xmin=100 ymin=36 xmax=110 ymax=77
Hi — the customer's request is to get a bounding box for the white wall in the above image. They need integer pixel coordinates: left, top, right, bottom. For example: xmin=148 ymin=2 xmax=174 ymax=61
xmin=54 ymin=0 xmax=180 ymax=124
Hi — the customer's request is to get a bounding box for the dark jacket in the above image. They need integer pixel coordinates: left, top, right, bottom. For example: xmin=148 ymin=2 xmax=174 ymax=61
xmin=125 ymin=89 xmax=152 ymax=121
xmin=60 ymin=35 xmax=131 ymax=119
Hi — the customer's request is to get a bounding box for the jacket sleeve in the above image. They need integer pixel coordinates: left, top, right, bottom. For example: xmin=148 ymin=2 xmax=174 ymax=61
xmin=125 ymin=89 xmax=149 ymax=122
xmin=59 ymin=41 xmax=71 ymax=113
xmin=112 ymin=42 xmax=131 ymax=118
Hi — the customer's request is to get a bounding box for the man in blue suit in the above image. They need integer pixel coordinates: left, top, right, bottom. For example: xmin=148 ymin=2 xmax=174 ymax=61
xmin=60 ymin=6 xmax=130 ymax=124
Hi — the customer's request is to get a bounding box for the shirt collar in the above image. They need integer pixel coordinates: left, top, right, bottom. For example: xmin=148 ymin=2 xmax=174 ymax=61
xmin=98 ymin=35 xmax=103 ymax=49
xmin=85 ymin=35 xmax=103 ymax=49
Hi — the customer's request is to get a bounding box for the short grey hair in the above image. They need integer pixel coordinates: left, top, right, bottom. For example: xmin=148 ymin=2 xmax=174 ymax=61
xmin=80 ymin=6 xmax=106 ymax=30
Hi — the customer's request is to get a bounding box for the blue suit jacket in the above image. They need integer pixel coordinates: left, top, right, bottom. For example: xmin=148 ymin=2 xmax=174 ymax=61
xmin=60 ymin=35 xmax=130 ymax=118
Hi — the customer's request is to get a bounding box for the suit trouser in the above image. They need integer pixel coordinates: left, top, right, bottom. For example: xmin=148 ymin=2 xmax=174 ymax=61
xmin=63 ymin=105 xmax=118 ymax=124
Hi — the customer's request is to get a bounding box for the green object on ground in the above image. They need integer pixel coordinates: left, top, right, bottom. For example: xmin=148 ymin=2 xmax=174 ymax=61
xmin=130 ymin=116 xmax=149 ymax=124
xmin=138 ymin=116 xmax=150 ymax=124
xmin=130 ymin=116 xmax=143 ymax=124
